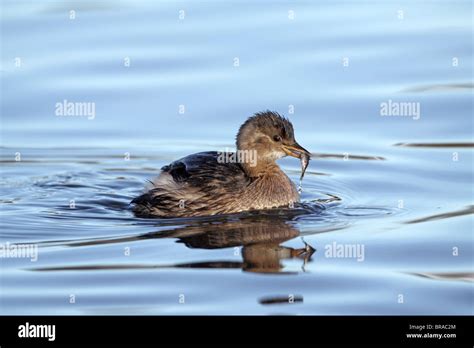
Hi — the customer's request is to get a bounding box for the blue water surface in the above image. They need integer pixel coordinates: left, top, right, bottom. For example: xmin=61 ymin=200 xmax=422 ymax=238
xmin=0 ymin=0 xmax=472 ymax=314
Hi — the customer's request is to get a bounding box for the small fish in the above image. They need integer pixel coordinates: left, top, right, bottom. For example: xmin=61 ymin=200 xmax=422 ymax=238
xmin=298 ymin=152 xmax=311 ymax=193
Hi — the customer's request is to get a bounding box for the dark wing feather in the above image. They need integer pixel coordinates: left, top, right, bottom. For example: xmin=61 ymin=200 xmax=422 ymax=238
xmin=132 ymin=152 xmax=250 ymax=217
xmin=163 ymin=151 xmax=247 ymax=189
xmin=161 ymin=161 xmax=190 ymax=182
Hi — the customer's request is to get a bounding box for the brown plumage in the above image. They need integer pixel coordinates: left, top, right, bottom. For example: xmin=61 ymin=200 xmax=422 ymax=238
xmin=131 ymin=111 xmax=310 ymax=218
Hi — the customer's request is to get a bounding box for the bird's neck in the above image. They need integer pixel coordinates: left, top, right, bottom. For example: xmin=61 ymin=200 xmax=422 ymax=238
xmin=242 ymin=160 xmax=281 ymax=179
xmin=243 ymin=160 xmax=299 ymax=207
xmin=236 ymin=143 xmax=280 ymax=178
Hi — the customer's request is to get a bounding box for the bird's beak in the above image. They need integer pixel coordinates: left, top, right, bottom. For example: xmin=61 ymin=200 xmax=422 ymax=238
xmin=282 ymin=142 xmax=311 ymax=159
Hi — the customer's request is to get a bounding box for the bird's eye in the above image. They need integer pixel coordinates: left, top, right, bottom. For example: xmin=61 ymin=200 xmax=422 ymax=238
xmin=273 ymin=135 xmax=282 ymax=142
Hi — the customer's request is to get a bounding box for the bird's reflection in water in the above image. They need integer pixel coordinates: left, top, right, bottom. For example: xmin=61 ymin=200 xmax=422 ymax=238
xmin=32 ymin=212 xmax=317 ymax=274
xmin=162 ymin=216 xmax=316 ymax=274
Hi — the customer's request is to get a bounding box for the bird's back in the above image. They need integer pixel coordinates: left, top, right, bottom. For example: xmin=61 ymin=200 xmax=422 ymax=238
xmin=131 ymin=152 xmax=251 ymax=217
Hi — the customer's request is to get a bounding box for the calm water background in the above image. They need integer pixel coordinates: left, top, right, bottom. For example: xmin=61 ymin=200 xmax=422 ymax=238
xmin=1 ymin=0 xmax=473 ymax=314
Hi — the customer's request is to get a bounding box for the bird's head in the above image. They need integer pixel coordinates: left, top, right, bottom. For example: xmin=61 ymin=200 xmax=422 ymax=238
xmin=236 ymin=111 xmax=310 ymax=165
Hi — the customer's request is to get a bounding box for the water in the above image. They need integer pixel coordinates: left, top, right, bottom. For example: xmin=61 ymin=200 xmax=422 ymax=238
xmin=1 ymin=0 xmax=473 ymax=315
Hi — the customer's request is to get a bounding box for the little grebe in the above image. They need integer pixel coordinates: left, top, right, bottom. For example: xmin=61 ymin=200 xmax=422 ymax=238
xmin=131 ymin=111 xmax=311 ymax=217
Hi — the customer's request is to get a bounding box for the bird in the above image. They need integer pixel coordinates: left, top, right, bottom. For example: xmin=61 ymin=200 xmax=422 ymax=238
xmin=131 ymin=110 xmax=310 ymax=218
